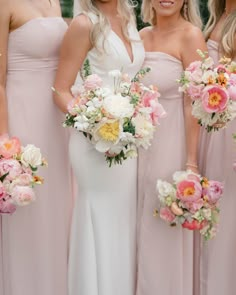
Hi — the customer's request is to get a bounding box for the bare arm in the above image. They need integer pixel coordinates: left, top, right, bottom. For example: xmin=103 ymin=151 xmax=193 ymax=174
xmin=0 ymin=0 xmax=11 ymax=134
xmin=53 ymin=14 xmax=92 ymax=113
xmin=181 ymin=27 xmax=208 ymax=173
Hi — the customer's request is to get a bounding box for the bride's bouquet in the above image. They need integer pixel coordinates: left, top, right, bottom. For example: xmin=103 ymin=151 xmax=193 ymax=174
xmin=64 ymin=61 xmax=166 ymax=166
xmin=156 ymin=170 xmax=224 ymax=241
xmin=0 ymin=134 xmax=47 ymax=214
xmin=178 ymin=50 xmax=236 ymax=132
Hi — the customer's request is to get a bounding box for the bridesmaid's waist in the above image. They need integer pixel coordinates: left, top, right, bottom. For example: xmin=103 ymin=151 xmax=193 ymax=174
xmin=7 ymin=58 xmax=58 ymax=73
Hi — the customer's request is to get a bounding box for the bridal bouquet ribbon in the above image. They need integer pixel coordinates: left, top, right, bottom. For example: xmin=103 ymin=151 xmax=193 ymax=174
xmin=156 ymin=170 xmax=223 ymax=241
xmin=0 ymin=134 xmax=47 ymax=214
xmin=64 ymin=61 xmax=166 ymax=166
xmin=178 ymin=50 xmax=236 ymax=132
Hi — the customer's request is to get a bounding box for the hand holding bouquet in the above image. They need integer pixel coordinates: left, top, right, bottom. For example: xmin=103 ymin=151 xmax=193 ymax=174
xmin=64 ymin=61 xmax=166 ymax=166
xmin=179 ymin=50 xmax=236 ymax=132
xmin=156 ymin=170 xmax=223 ymax=241
xmin=0 ymin=134 xmax=47 ymax=214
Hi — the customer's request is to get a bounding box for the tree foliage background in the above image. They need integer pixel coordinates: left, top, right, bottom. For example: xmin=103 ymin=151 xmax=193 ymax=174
xmin=60 ymin=0 xmax=209 ymax=28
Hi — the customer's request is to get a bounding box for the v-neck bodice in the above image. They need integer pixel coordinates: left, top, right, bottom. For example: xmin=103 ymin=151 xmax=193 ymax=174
xmin=74 ymin=12 xmax=145 ymax=87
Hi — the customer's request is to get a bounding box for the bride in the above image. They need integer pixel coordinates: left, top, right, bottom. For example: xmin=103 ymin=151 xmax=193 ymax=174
xmin=53 ymin=0 xmax=144 ymax=294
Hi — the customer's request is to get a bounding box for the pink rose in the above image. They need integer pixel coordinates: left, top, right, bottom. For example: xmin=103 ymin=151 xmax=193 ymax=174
xmin=177 ymin=179 xmax=202 ymax=203
xmin=202 ymin=86 xmax=229 ymax=113
xmin=0 ymin=196 xmax=16 ymax=214
xmin=182 ymin=219 xmax=206 ymax=230
xmin=0 ymin=134 xmax=21 ymax=159
xmin=11 ymin=186 xmax=36 ymax=206
xmin=160 ymin=207 xmax=176 ymax=223
xmin=186 ymin=61 xmax=202 ymax=73
xmin=203 ymin=180 xmax=223 ymax=204
xmin=187 ymin=84 xmax=204 ymax=100
xmin=0 ymin=159 xmax=22 ymax=181
xmin=183 ymin=198 xmax=204 ymax=213
xmin=84 ymin=74 xmax=103 ymax=90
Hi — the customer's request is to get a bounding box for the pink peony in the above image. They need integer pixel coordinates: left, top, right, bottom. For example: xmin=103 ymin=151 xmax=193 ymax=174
xmin=0 ymin=134 xmax=21 ymax=159
xmin=0 ymin=196 xmax=16 ymax=214
xmin=203 ymin=180 xmax=223 ymax=204
xmin=11 ymin=186 xmax=36 ymax=206
xmin=84 ymin=74 xmax=103 ymax=90
xmin=0 ymin=181 xmax=6 ymax=200
xmin=177 ymin=179 xmax=202 ymax=203
xmin=0 ymin=159 xmax=22 ymax=181
xmin=182 ymin=219 xmax=206 ymax=230
xmin=202 ymin=85 xmax=229 ymax=113
xmin=160 ymin=207 xmax=176 ymax=223
xmin=16 ymin=173 xmax=33 ymax=186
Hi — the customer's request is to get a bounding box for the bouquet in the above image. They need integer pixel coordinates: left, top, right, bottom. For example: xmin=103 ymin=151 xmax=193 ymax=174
xmin=178 ymin=50 xmax=236 ymax=132
xmin=63 ymin=61 xmax=166 ymax=166
xmin=156 ymin=170 xmax=223 ymax=241
xmin=0 ymin=134 xmax=47 ymax=214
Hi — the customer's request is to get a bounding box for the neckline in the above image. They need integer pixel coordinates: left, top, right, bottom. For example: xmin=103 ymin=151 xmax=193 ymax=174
xmin=110 ymin=26 xmax=135 ymax=64
xmin=10 ymin=17 xmax=63 ymax=35
xmin=145 ymin=51 xmax=182 ymax=63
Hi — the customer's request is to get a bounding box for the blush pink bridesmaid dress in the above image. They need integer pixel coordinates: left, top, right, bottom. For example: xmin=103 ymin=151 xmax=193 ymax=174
xmin=199 ymin=40 xmax=236 ymax=295
xmin=137 ymin=52 xmax=193 ymax=295
xmin=1 ymin=18 xmax=72 ymax=295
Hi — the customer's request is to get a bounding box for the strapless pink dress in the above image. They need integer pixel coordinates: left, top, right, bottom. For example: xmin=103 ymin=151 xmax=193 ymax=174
xmin=1 ymin=18 xmax=72 ymax=295
xmin=198 ymin=40 xmax=236 ymax=295
xmin=137 ymin=52 xmax=193 ymax=295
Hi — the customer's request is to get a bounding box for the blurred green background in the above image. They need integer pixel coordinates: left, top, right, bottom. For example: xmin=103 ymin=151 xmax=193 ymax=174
xmin=60 ymin=0 xmax=209 ymax=28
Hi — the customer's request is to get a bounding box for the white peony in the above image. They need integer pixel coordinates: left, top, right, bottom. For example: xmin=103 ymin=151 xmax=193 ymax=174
xmin=173 ymin=170 xmax=191 ymax=183
xmin=192 ymin=100 xmax=219 ymax=126
xmin=132 ymin=114 xmax=155 ymax=148
xmin=103 ymin=94 xmax=134 ymax=119
xmin=21 ymin=144 xmax=42 ymax=168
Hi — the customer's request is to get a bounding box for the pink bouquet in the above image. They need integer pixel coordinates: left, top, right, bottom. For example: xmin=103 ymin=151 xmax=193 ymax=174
xmin=0 ymin=134 xmax=47 ymax=214
xmin=178 ymin=51 xmax=236 ymax=132
xmin=63 ymin=61 xmax=166 ymax=166
xmin=156 ymin=170 xmax=223 ymax=241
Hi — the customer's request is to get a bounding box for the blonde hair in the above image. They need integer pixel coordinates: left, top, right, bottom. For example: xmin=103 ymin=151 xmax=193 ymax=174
xmin=77 ymin=0 xmax=136 ymax=49
xmin=204 ymin=0 xmax=236 ymax=59
xmin=141 ymin=0 xmax=202 ymax=28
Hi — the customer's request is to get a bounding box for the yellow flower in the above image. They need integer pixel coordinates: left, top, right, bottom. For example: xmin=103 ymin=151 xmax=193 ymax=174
xmin=98 ymin=121 xmax=120 ymax=142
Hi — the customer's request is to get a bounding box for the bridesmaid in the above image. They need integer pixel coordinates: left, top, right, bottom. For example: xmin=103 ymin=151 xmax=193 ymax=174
xmin=199 ymin=1 xmax=236 ymax=295
xmin=0 ymin=1 xmax=72 ymax=295
xmin=136 ymin=1 xmax=207 ymax=295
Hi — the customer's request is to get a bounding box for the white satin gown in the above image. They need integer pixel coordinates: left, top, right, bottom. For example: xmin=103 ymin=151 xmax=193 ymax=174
xmin=68 ymin=12 xmax=145 ymax=295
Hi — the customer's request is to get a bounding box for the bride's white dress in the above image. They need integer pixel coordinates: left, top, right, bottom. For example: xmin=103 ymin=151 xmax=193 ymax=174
xmin=68 ymin=12 xmax=145 ymax=295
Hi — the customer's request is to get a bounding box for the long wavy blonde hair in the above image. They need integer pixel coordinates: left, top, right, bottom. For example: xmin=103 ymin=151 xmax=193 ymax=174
xmin=141 ymin=0 xmax=202 ymax=28
xmin=77 ymin=0 xmax=136 ymax=49
xmin=204 ymin=0 xmax=236 ymax=59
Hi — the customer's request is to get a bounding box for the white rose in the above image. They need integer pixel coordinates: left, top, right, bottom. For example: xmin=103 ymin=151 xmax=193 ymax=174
xmin=103 ymin=94 xmax=134 ymax=119
xmin=21 ymin=145 xmax=42 ymax=168
xmin=156 ymin=180 xmax=175 ymax=197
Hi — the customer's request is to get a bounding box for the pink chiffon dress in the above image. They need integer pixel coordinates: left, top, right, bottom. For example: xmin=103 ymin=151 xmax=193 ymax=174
xmin=1 ymin=17 xmax=72 ymax=295
xmin=199 ymin=39 xmax=236 ymax=295
xmin=137 ymin=52 xmax=193 ymax=295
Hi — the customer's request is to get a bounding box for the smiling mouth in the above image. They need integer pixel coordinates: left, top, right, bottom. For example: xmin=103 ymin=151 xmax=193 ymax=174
xmin=159 ymin=1 xmax=174 ymax=8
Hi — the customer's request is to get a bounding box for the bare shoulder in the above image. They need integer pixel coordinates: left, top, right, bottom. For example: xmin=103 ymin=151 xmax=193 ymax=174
xmin=139 ymin=26 xmax=152 ymax=40
xmin=181 ymin=22 xmax=205 ymax=46
xmin=68 ymin=14 xmax=93 ymax=36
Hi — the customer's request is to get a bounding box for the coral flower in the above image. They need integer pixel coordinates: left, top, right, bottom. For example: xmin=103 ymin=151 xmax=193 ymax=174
xmin=177 ymin=180 xmax=202 ymax=202
xmin=0 ymin=134 xmax=21 ymax=159
xmin=182 ymin=219 xmax=206 ymax=230
xmin=202 ymin=85 xmax=229 ymax=113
